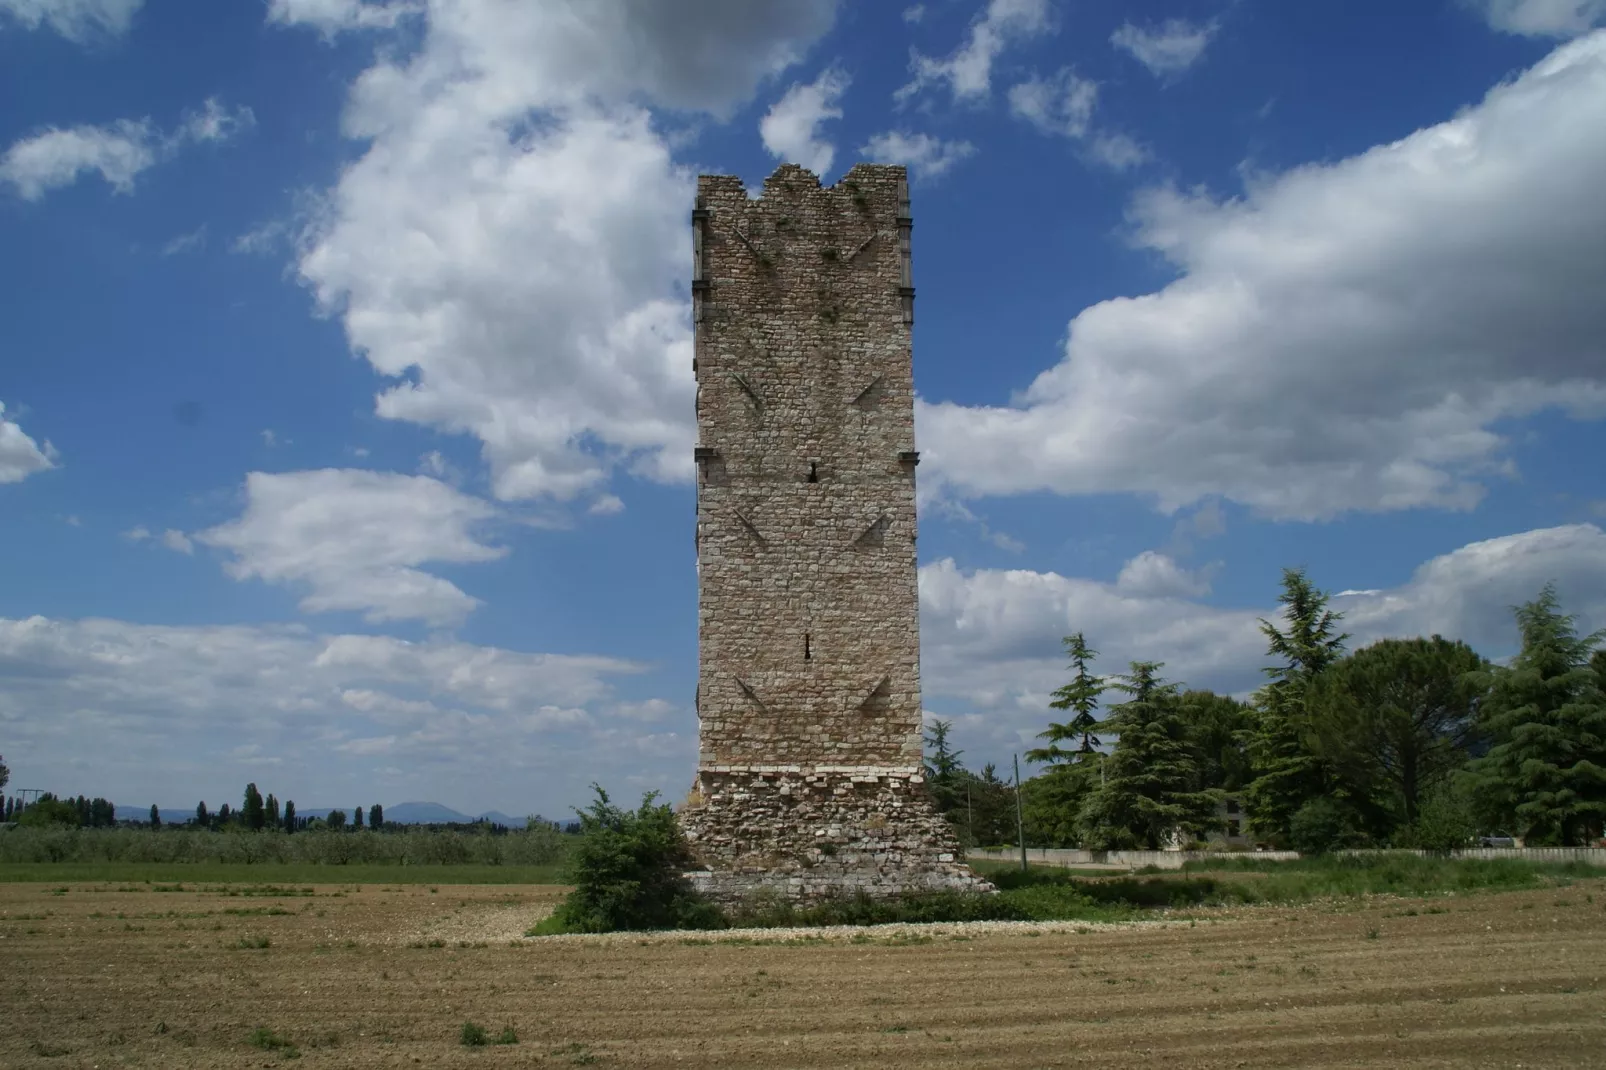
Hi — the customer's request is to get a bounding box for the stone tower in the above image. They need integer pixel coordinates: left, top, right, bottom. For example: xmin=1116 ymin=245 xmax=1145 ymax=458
xmin=679 ymin=162 xmax=989 ymax=902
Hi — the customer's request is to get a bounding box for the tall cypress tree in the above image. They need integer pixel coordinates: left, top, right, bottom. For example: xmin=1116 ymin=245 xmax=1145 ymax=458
xmin=1027 ymin=632 xmax=1107 ymax=767
xmin=265 ymin=793 xmax=280 ymax=829
xmin=243 ymin=783 xmax=266 ymax=830
xmin=1243 ymin=567 xmax=1349 ymax=842
xmin=369 ymin=803 xmax=383 ymax=830
xmin=282 ymin=800 xmax=296 ymax=833
xmin=149 ymin=804 xmax=162 ymax=828
xmin=1078 ymin=662 xmax=1221 ymax=850
xmin=353 ymin=804 xmax=364 ymax=828
xmin=1467 ymin=585 xmax=1606 ymax=846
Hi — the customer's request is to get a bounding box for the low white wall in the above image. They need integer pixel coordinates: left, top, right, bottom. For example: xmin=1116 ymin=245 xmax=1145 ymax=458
xmin=967 ymin=847 xmax=1297 ymax=871
xmin=969 ymin=846 xmax=1606 ymax=870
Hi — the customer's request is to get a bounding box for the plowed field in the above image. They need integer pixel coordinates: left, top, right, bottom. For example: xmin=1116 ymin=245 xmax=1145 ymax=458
xmin=3 ymin=877 xmax=1604 ymax=1068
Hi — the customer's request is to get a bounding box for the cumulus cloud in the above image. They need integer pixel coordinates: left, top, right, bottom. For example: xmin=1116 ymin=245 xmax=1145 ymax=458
xmin=920 ymin=524 xmax=1606 ymax=760
xmin=1110 ymin=18 xmax=1219 ymax=79
xmin=897 ymin=0 xmax=1053 ymax=104
xmin=0 ymin=0 xmax=142 ymax=42
xmin=1008 ymin=68 xmax=1149 ymax=170
xmin=0 ymin=401 xmax=57 ymax=483
xmin=196 ymin=469 xmax=507 ymax=627
xmin=0 ymin=614 xmax=673 ymax=816
xmin=1115 ymin=550 xmax=1215 ymax=599
xmin=860 ymin=130 xmax=976 ymax=180
xmin=920 ymin=32 xmax=1606 ymax=521
xmin=0 ymin=98 xmax=253 ymax=201
xmin=160 ymin=529 xmax=194 ymax=554
xmin=277 ymin=1 xmax=837 ymax=504
xmin=760 ymin=66 xmax=850 ymax=176
xmin=266 ymin=0 xmax=420 ymax=36
xmin=1470 ymin=0 xmax=1606 ymax=37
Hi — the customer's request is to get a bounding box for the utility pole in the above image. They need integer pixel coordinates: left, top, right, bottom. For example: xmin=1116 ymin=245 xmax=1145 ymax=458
xmin=1013 ymin=754 xmax=1027 ymax=873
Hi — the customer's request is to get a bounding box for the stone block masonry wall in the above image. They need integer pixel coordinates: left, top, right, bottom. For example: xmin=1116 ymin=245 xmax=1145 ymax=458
xmin=679 ymin=162 xmax=990 ymax=902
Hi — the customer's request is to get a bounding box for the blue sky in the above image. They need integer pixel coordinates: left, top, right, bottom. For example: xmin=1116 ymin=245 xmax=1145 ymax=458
xmin=3 ymin=0 xmax=1604 ymax=818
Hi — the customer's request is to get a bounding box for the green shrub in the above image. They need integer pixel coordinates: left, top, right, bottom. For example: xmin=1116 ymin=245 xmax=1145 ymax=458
xmin=1396 ymin=782 xmax=1478 ymax=853
xmin=1289 ymin=797 xmax=1367 ymax=855
xmin=543 ymin=786 xmax=723 ymax=933
xmin=460 ymin=1022 xmax=488 ymax=1047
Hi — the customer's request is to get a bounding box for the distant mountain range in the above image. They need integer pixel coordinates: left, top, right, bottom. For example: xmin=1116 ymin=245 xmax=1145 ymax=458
xmin=113 ymin=802 xmax=543 ymax=828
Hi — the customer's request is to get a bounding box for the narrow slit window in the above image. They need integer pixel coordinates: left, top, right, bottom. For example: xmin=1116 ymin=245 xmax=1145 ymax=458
xmin=807 ymin=461 xmax=818 ymax=483
xmin=804 ymin=633 xmax=811 ymax=660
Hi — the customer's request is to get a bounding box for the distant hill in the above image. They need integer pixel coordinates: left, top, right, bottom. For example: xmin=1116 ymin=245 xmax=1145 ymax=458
xmin=114 ymin=802 xmax=536 ymax=828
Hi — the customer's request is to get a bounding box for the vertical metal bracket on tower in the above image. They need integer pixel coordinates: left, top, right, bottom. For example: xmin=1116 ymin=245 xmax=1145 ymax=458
xmin=896 ymin=178 xmax=914 ymax=327
xmin=691 ymin=199 xmax=710 ymax=327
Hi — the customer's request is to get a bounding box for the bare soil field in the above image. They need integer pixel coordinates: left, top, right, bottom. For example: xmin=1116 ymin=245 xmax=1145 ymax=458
xmin=3 ymin=877 xmax=1604 ymax=1068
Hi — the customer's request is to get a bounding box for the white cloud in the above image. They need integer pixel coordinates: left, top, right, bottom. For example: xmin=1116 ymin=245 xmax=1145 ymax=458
xmin=232 ymin=220 xmax=289 ymax=256
xmin=1471 ymin=0 xmax=1606 ymax=37
xmin=177 ymin=97 xmax=256 ymax=143
xmin=160 ymin=529 xmax=194 ymax=554
xmin=1110 ymin=18 xmax=1219 ymax=79
xmin=1008 ymin=67 xmax=1097 ymax=137
xmin=860 ymin=130 xmax=976 ymax=180
xmin=0 ymin=0 xmax=142 ymax=42
xmin=903 ymin=4 xmax=925 ymax=23
xmin=920 ymin=524 xmax=1606 ymax=759
xmin=122 ymin=525 xmax=151 ymax=542
xmin=0 ymin=401 xmax=57 ymax=484
xmin=760 ymin=66 xmax=850 ymax=177
xmin=0 ymin=99 xmax=253 ymax=201
xmin=920 ymin=32 xmax=1606 ymax=521
xmin=0 ymin=614 xmax=668 ymax=815
xmin=266 ymin=0 xmax=421 ymax=36
xmin=196 ymin=469 xmax=507 ymax=627
xmin=161 ymin=225 xmax=207 ymax=256
xmin=0 ymin=120 xmax=155 ymax=200
xmin=897 ymin=0 xmax=1053 ymax=104
xmin=260 ymin=429 xmax=278 ymax=447
xmin=279 ymin=1 xmax=838 ymax=504
xmin=1008 ymin=68 xmax=1148 ymax=169
xmin=1115 ymin=550 xmax=1214 ymax=599
xmin=588 ymin=494 xmax=625 ymax=516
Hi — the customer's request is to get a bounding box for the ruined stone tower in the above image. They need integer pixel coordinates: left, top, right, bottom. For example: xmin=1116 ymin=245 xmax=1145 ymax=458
xmin=679 ymin=162 xmax=990 ymax=902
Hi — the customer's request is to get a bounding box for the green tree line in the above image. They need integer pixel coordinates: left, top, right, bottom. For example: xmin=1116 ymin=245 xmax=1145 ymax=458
xmin=924 ymin=575 xmax=1606 ymax=853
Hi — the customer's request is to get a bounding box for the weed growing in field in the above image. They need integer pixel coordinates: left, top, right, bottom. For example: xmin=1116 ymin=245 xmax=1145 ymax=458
xmin=247 ymin=1027 xmax=299 ymax=1058
xmin=552 ymin=1041 xmax=598 ymax=1064
xmin=234 ymin=934 xmax=271 ymax=949
xmin=497 ymin=1026 xmax=519 ymax=1045
xmin=460 ymin=1022 xmax=489 ymax=1046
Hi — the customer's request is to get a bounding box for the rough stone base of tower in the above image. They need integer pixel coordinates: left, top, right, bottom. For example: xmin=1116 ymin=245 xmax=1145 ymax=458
xmin=678 ymin=768 xmax=994 ymax=905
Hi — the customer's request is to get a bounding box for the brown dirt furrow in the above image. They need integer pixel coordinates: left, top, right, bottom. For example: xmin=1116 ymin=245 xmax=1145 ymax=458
xmin=0 ymin=880 xmax=1603 ymax=1068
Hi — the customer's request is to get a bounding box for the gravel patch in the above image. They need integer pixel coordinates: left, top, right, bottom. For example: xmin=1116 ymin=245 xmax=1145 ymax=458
xmin=522 ymin=916 xmax=1185 ymax=946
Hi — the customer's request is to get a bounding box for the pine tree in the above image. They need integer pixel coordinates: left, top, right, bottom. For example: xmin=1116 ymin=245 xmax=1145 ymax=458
xmin=282 ymin=800 xmax=296 ymax=833
xmin=1026 ymin=632 xmax=1107 ymax=767
xmin=243 ymin=783 xmax=266 ymax=830
xmin=1243 ymin=567 xmax=1349 ymax=842
xmin=1078 ymin=662 xmax=1221 ymax=850
xmin=1467 ymin=585 xmax=1606 ymax=845
xmin=1307 ymin=636 xmax=1488 ymax=834
xmin=369 ymin=803 xmax=383 ymax=830
xmin=149 ymin=804 xmax=162 ymax=828
xmin=923 ymin=719 xmax=966 ymax=817
xmin=353 ymin=804 xmax=364 ymax=828
xmin=265 ymin=794 xmax=280 ymax=829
